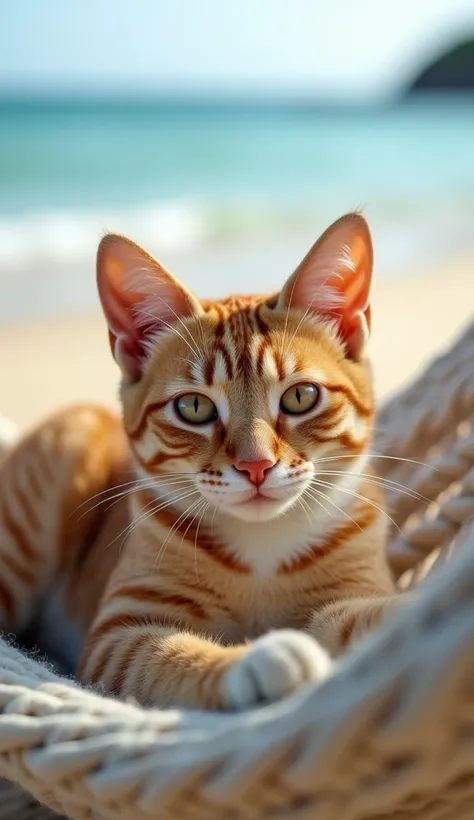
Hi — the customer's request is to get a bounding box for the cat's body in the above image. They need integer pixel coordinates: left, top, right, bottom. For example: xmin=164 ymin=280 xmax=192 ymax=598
xmin=0 ymin=214 xmax=397 ymax=710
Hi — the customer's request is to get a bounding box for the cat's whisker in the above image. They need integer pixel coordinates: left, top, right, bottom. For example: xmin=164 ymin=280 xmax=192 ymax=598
xmin=193 ymin=500 xmax=211 ymax=579
xmin=119 ymin=490 xmax=200 ymax=551
xmin=73 ymin=477 xmax=158 ymax=512
xmin=312 ymin=453 xmax=437 ymax=470
xmin=75 ymin=484 xmax=154 ymax=520
xmin=74 ymin=476 xmax=195 ymax=521
xmin=305 ymin=485 xmax=363 ymax=530
xmin=313 ymin=471 xmax=429 ymax=503
xmin=107 ymin=488 xmax=199 ymax=554
xmin=125 ymin=497 xmax=202 ymax=570
xmin=304 ymin=486 xmax=356 ymax=524
xmin=153 ymin=495 xmax=205 ymax=572
xmin=296 ymin=495 xmax=313 ymax=525
xmin=135 ymin=477 xmax=196 ymax=492
xmin=135 ymin=484 xmax=199 ymax=521
xmin=73 ymin=471 xmax=196 ymax=513
xmin=192 ymin=508 xmax=207 ymax=583
xmin=173 ymin=497 xmax=211 ymax=581
xmin=311 ymin=478 xmax=401 ymax=533
xmin=178 ymin=498 xmax=208 ymax=555
xmin=293 ymin=487 xmax=313 ymax=517
xmin=130 ymin=483 xmax=196 ymax=522
xmin=209 ymin=503 xmax=219 ymax=540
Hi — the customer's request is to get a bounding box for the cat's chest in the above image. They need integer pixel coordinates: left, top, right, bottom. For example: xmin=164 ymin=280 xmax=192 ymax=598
xmin=206 ymin=576 xmax=310 ymax=642
xmin=219 ymin=611 xmax=308 ymax=643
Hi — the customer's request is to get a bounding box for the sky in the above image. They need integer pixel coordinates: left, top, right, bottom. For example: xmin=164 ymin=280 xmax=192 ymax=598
xmin=1 ymin=0 xmax=474 ymax=101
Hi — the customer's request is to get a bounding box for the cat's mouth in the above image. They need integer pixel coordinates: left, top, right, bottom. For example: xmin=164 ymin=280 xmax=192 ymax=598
xmin=234 ymin=491 xmax=275 ymax=507
xmin=223 ymin=485 xmax=304 ymax=521
xmin=198 ymin=477 xmax=312 ymax=521
xmin=228 ymin=493 xmax=290 ymax=522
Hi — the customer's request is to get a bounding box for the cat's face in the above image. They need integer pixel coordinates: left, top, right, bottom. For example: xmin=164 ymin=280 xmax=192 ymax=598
xmin=123 ymin=299 xmax=372 ymax=522
xmin=97 ymin=213 xmax=374 ymax=523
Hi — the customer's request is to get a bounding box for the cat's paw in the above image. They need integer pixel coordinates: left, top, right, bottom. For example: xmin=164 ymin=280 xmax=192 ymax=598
xmin=222 ymin=629 xmax=331 ymax=710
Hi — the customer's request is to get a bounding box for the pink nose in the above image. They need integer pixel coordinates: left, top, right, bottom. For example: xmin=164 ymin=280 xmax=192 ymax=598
xmin=234 ymin=459 xmax=275 ymax=487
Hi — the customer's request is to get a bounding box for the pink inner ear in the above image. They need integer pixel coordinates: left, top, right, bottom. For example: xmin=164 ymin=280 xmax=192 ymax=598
xmin=99 ymin=271 xmax=151 ymax=380
xmin=317 ymin=259 xmax=372 ymax=360
xmin=281 ymin=213 xmax=373 ymax=359
xmin=288 ymin=267 xmax=346 ymax=317
xmin=107 ymin=282 xmax=195 ymax=377
xmin=131 ymin=286 xmax=193 ymax=342
xmin=339 ymin=234 xmax=372 ymax=315
xmin=97 ymin=235 xmax=199 ymax=379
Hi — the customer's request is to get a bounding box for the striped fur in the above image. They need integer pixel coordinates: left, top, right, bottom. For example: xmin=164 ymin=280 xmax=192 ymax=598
xmin=0 ymin=213 xmax=398 ymax=710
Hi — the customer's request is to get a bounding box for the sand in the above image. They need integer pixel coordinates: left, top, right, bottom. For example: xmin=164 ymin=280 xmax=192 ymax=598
xmin=1 ymin=251 xmax=473 ymax=432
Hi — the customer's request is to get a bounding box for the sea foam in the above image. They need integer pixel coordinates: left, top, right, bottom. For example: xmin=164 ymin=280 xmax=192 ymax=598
xmin=0 ymin=200 xmax=208 ymax=274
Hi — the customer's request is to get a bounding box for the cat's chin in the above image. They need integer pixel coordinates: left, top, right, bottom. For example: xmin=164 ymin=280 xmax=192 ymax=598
xmin=212 ymin=494 xmax=297 ymax=523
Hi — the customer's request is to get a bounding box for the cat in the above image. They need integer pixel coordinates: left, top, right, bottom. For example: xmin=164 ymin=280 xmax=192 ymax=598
xmin=0 ymin=212 xmax=398 ymax=710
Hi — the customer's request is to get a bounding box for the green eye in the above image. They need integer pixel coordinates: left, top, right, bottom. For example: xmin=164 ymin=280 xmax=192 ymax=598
xmin=280 ymin=383 xmax=319 ymax=415
xmin=175 ymin=393 xmax=218 ymax=425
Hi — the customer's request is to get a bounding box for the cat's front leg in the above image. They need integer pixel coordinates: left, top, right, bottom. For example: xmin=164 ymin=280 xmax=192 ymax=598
xmin=80 ymin=624 xmax=331 ymax=710
xmin=307 ymin=595 xmax=400 ymax=657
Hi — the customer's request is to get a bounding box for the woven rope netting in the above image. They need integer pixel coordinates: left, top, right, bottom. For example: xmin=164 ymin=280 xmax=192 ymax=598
xmin=1 ymin=319 xmax=474 ymax=820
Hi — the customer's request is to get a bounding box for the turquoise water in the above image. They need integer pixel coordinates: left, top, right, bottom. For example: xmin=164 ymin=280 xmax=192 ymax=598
xmin=2 ymin=96 xmax=474 ymax=214
xmin=0 ymin=95 xmax=474 ymax=316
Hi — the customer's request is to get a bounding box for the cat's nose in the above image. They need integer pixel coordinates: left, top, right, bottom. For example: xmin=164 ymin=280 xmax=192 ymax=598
xmin=234 ymin=458 xmax=276 ymax=487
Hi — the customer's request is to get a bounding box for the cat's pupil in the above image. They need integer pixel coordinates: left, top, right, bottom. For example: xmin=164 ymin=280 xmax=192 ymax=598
xmin=295 ymin=387 xmax=301 ymax=404
xmin=194 ymin=396 xmax=199 ymax=414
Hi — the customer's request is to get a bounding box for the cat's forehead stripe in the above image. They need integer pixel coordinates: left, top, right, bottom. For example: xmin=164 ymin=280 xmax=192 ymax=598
xmin=213 ymin=348 xmax=232 ymax=383
xmin=262 ymin=345 xmax=279 ymax=381
xmin=255 ymin=336 xmax=271 ymax=377
xmin=195 ymin=305 xmax=309 ymax=386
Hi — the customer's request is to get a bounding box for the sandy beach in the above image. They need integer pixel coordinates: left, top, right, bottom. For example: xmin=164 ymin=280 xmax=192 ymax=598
xmin=1 ymin=249 xmax=473 ymax=433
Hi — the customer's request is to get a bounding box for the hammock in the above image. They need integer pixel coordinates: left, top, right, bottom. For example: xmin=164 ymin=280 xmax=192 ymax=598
xmin=1 ymin=318 xmax=474 ymax=820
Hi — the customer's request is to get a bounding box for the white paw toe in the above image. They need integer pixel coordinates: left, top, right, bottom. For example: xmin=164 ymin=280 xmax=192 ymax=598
xmin=222 ymin=629 xmax=331 ymax=710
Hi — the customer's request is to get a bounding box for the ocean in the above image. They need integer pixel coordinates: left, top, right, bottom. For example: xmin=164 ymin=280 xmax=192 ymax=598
xmin=1 ymin=95 xmax=474 ymax=320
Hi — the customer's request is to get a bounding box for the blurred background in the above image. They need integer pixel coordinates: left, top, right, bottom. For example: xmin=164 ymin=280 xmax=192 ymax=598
xmin=1 ymin=0 xmax=474 ymax=426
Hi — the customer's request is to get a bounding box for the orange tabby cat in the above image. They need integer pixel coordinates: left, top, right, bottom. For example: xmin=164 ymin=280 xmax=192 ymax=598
xmin=0 ymin=212 xmax=398 ymax=710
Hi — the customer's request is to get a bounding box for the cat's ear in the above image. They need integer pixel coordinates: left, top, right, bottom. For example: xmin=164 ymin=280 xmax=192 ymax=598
xmin=97 ymin=234 xmax=202 ymax=381
xmin=278 ymin=212 xmax=373 ymax=360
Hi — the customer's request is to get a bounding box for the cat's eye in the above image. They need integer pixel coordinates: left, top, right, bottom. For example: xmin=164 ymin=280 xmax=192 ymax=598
xmin=280 ymin=383 xmax=319 ymax=415
xmin=175 ymin=393 xmax=218 ymax=425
